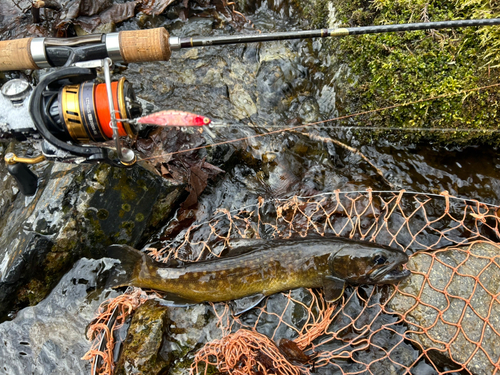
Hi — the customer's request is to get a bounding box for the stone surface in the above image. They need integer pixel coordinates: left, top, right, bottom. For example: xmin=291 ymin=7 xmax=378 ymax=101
xmin=0 ymin=143 xmax=20 ymax=215
xmin=166 ymin=304 xmax=222 ymax=375
xmin=114 ymin=301 xmax=222 ymax=375
xmin=389 ymin=241 xmax=500 ymax=375
xmin=0 ymin=161 xmax=184 ymax=320
xmin=115 ymin=300 xmax=170 ymax=375
xmin=0 ymin=257 xmax=120 ymax=375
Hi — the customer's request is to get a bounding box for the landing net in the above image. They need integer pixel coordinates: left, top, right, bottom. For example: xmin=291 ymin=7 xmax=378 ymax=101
xmin=85 ymin=189 xmax=500 ymax=374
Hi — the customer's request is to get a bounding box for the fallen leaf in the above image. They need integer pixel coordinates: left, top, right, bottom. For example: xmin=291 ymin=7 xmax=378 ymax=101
xmin=139 ymin=0 xmax=176 ymax=16
xmin=182 ymin=164 xmax=209 ymax=208
xmin=73 ymin=1 xmax=139 ymax=32
xmin=160 ymin=164 xmax=169 ymax=177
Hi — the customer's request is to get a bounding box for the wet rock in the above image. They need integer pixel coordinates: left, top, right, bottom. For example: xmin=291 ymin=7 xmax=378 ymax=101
xmin=116 ymin=302 xmax=222 ymax=375
xmin=0 ymin=257 xmax=120 ymax=374
xmin=0 ymin=143 xmax=18 ymax=217
xmin=0 ymin=161 xmax=184 ymax=320
xmin=0 ymin=0 xmax=39 ymax=39
xmin=108 ymin=288 xmax=222 ymax=375
xmin=256 ymin=63 xmax=291 ymax=112
xmin=115 ymin=300 xmax=170 ymax=375
xmin=166 ymin=304 xmax=222 ymax=374
xmin=79 ymin=162 xmax=181 ymax=248
xmin=228 ymin=84 xmax=257 ymax=120
xmin=297 ymin=96 xmax=320 ymax=123
xmin=388 ymin=242 xmax=500 ymax=375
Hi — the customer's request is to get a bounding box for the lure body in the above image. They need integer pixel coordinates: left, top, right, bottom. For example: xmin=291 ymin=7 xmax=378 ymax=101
xmin=137 ymin=110 xmax=211 ymax=127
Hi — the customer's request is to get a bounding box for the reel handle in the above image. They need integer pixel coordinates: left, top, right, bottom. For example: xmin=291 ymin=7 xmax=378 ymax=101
xmin=4 ymin=148 xmax=45 ymax=196
xmin=7 ymin=163 xmax=39 ymax=196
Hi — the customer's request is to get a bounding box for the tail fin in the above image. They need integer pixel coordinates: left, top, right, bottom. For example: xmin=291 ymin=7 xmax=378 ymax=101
xmin=105 ymin=244 xmax=146 ymax=289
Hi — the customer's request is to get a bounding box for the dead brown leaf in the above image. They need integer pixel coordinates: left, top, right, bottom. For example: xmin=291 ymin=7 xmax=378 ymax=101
xmin=138 ymin=0 xmax=176 ymax=16
xmin=73 ymin=1 xmax=138 ymax=32
xmin=181 ymin=159 xmax=224 ymax=208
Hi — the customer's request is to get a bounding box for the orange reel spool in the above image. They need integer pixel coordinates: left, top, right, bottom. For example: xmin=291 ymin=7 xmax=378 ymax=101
xmin=95 ymin=78 xmax=130 ymax=139
xmin=59 ymin=77 xmax=138 ymax=142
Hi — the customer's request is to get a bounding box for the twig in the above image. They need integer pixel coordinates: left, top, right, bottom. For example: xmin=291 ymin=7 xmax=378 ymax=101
xmin=32 ymin=0 xmax=62 ymax=11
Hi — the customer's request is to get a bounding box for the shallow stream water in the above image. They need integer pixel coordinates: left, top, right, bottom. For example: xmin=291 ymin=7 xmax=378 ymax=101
xmin=132 ymin=0 xmax=500 ymax=248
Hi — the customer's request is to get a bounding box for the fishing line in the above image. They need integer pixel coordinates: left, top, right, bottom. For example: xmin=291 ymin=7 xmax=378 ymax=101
xmin=140 ymin=81 xmax=500 ymax=162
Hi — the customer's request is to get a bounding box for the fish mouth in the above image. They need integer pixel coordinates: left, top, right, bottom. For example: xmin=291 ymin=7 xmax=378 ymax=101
xmin=372 ymin=261 xmax=411 ymax=284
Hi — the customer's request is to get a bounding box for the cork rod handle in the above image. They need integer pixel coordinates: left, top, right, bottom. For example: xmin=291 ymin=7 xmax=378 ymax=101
xmin=119 ymin=28 xmax=171 ymax=63
xmin=0 ymin=38 xmax=38 ymax=71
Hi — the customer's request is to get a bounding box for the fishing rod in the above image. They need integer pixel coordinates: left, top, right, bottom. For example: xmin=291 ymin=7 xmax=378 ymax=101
xmin=1 ymin=18 xmax=500 ymax=196
xmin=1 ymin=18 xmax=500 ymax=71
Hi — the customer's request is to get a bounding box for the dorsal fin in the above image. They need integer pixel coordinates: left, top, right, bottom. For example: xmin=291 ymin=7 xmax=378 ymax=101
xmin=224 ymin=238 xmax=270 ymax=257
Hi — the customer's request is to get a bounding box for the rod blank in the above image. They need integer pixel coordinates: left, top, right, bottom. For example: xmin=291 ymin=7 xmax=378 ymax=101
xmin=178 ymin=18 xmax=500 ymax=49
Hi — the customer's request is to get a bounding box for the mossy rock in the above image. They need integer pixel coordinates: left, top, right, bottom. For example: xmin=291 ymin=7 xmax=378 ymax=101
xmin=0 ymin=161 xmax=184 ymax=321
xmin=296 ymin=0 xmax=500 ymax=144
xmin=115 ymin=300 xmax=171 ymax=375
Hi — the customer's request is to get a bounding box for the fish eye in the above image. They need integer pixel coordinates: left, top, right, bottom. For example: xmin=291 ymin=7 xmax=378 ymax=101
xmin=372 ymin=254 xmax=387 ymax=265
xmin=203 ymin=117 xmax=210 ymax=124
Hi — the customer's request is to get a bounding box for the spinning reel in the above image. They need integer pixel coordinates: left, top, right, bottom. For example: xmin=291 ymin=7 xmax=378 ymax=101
xmin=4 ymin=58 xmax=143 ymax=195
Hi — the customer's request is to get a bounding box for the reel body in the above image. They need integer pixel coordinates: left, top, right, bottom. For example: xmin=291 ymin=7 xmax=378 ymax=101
xmin=4 ymin=61 xmax=143 ymax=195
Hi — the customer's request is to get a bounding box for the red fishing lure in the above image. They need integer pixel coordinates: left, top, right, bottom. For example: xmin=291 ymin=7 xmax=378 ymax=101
xmin=137 ymin=110 xmax=211 ymax=127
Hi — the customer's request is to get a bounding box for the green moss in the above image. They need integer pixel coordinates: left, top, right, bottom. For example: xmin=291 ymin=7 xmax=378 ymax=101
xmin=112 ymin=170 xmax=139 ymax=202
xmin=17 ymin=279 xmax=50 ymax=306
xmin=290 ymin=0 xmax=330 ymax=28
xmin=97 ymin=209 xmax=109 ymax=220
xmin=43 ymin=251 xmax=73 ymax=287
xmin=120 ymin=221 xmax=135 ymax=236
xmin=83 ymin=210 xmax=108 ymax=246
xmin=115 ymin=300 xmax=170 ymax=375
xmin=323 ymin=0 xmax=500 ymax=144
xmin=192 ymin=363 xmax=219 ymax=375
xmin=74 ymin=170 xmax=86 ymax=184
xmin=148 ymin=187 xmax=184 ymax=228
xmin=16 ymin=247 xmax=74 ymax=308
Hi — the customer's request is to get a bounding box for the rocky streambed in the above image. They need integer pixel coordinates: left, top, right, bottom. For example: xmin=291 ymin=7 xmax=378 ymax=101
xmin=1 ymin=0 xmax=500 ymax=374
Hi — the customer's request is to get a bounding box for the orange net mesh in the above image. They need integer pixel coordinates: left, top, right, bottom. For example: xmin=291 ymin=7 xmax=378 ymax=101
xmin=82 ymin=288 xmax=156 ymax=375
xmin=86 ymin=189 xmax=500 ymax=374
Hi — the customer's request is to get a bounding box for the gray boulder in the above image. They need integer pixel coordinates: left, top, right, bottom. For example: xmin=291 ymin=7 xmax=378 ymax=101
xmin=389 ymin=241 xmax=500 ymax=375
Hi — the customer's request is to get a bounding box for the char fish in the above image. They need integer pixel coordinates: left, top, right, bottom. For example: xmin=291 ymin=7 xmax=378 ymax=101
xmin=107 ymin=237 xmax=410 ymax=312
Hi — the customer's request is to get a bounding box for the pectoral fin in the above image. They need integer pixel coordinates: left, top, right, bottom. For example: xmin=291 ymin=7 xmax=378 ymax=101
xmin=323 ymin=276 xmax=346 ymax=302
xmin=231 ymin=293 xmax=266 ymax=316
